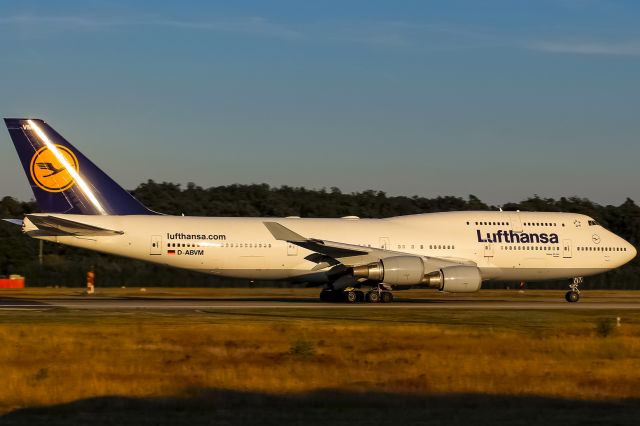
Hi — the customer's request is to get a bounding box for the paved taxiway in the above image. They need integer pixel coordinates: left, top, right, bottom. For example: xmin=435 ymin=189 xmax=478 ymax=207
xmin=1 ymin=296 xmax=639 ymax=310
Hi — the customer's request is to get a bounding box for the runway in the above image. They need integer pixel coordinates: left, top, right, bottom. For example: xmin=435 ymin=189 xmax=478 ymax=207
xmin=1 ymin=295 xmax=639 ymax=310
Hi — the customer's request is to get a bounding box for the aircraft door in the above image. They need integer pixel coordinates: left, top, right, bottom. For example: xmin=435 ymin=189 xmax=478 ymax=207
xmin=510 ymin=214 xmax=523 ymax=233
xmin=379 ymin=237 xmax=390 ymax=250
xmin=287 ymin=242 xmax=298 ymax=256
xmin=483 ymin=242 xmax=494 ymax=258
xmin=562 ymin=239 xmax=572 ymax=258
xmin=150 ymin=235 xmax=162 ymax=255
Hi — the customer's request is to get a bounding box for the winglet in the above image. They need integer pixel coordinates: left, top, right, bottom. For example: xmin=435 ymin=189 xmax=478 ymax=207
xmin=263 ymin=222 xmax=307 ymax=242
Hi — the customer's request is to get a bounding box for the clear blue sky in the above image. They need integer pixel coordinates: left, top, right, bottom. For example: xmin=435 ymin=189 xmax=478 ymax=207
xmin=1 ymin=0 xmax=639 ymax=206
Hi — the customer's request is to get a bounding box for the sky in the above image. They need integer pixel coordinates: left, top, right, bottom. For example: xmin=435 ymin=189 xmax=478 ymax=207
xmin=1 ymin=0 xmax=639 ymax=206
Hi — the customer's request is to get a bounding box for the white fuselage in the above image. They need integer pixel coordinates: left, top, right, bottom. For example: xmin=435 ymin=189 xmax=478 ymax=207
xmin=25 ymin=211 xmax=636 ymax=284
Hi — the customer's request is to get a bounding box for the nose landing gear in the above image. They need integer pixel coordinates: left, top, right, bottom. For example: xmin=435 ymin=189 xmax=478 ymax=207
xmin=565 ymin=277 xmax=583 ymax=303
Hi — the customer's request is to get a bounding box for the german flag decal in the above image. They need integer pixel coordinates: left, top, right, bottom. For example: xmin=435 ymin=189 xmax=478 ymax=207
xmin=167 ymin=250 xmax=176 ymax=255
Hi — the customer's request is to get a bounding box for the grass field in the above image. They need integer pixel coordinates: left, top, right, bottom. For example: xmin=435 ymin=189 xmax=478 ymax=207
xmin=1 ymin=288 xmax=640 ymax=425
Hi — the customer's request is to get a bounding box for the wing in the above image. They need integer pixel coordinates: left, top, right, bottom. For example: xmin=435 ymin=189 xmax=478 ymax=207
xmin=25 ymin=214 xmax=124 ymax=236
xmin=263 ymin=222 xmax=370 ymax=260
xmin=263 ymin=221 xmax=470 ymax=270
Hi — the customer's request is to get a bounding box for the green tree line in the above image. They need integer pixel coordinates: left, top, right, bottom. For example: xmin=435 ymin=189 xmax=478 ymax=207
xmin=1 ymin=181 xmax=639 ymax=289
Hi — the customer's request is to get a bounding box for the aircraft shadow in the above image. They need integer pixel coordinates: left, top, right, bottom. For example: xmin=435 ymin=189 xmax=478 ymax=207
xmin=0 ymin=297 xmax=52 ymax=307
xmin=117 ymin=296 xmax=321 ymax=303
xmin=116 ymin=296 xmax=458 ymax=304
xmin=1 ymin=388 xmax=638 ymax=426
xmin=0 ymin=295 xmax=476 ymax=305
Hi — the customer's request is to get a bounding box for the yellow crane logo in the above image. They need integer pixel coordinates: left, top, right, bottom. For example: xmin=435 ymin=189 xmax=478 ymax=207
xmin=29 ymin=145 xmax=79 ymax=192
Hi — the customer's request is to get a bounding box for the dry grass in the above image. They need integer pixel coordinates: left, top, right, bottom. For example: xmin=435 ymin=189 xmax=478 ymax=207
xmin=1 ymin=307 xmax=640 ymax=415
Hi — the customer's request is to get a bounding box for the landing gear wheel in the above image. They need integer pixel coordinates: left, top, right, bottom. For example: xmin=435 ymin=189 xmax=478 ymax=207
xmin=565 ymin=291 xmax=580 ymax=303
xmin=319 ymin=289 xmax=330 ymax=302
xmin=345 ymin=290 xmax=358 ymax=303
xmin=380 ymin=291 xmax=394 ymax=303
xmin=366 ymin=291 xmax=381 ymax=303
xmin=565 ymin=277 xmax=583 ymax=303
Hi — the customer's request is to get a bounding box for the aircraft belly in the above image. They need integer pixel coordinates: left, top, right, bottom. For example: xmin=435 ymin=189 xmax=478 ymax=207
xmin=201 ymin=268 xmax=323 ymax=281
xmin=488 ymin=267 xmax=610 ymax=282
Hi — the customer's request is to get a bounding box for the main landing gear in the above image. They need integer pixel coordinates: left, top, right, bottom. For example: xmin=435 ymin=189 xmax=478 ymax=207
xmin=319 ymin=287 xmax=394 ymax=304
xmin=565 ymin=277 xmax=583 ymax=303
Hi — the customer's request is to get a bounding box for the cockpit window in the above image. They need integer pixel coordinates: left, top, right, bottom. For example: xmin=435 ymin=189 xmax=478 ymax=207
xmin=588 ymin=220 xmax=599 ymax=226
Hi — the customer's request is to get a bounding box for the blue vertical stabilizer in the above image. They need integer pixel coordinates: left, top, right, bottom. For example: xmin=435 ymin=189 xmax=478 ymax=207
xmin=4 ymin=118 xmax=153 ymax=215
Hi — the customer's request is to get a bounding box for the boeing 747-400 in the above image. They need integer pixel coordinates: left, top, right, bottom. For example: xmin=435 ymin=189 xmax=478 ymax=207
xmin=3 ymin=118 xmax=636 ymax=303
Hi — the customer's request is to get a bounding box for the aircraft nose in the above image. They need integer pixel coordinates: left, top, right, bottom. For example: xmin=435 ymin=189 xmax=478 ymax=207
xmin=627 ymin=242 xmax=637 ymax=261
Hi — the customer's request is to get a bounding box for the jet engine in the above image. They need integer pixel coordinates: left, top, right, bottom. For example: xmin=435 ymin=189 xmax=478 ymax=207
xmin=352 ymin=256 xmax=482 ymax=293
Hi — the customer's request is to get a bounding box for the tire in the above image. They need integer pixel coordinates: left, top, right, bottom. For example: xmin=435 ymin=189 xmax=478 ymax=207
xmin=345 ymin=291 xmax=358 ymax=303
xmin=381 ymin=291 xmax=394 ymax=303
xmin=367 ymin=291 xmax=381 ymax=303
xmin=565 ymin=291 xmax=580 ymax=303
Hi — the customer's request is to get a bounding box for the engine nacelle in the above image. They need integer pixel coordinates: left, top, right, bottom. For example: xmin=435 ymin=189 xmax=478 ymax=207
xmin=352 ymin=256 xmax=426 ymax=286
xmin=352 ymin=257 xmax=482 ymax=292
xmin=426 ymin=265 xmax=482 ymax=293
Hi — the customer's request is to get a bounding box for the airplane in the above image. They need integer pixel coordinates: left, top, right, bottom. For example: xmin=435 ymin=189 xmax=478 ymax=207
xmin=2 ymin=118 xmax=637 ymax=303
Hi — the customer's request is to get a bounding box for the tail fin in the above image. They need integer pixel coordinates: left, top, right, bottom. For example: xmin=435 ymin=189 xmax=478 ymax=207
xmin=4 ymin=118 xmax=153 ymax=215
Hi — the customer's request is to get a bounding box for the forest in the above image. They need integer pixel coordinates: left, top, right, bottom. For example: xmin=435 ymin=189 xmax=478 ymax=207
xmin=1 ymin=180 xmax=639 ymax=289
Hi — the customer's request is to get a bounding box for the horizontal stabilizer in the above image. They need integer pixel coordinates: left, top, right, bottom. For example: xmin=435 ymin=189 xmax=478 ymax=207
xmin=26 ymin=214 xmax=124 ymax=236
xmin=2 ymin=219 xmax=23 ymax=226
